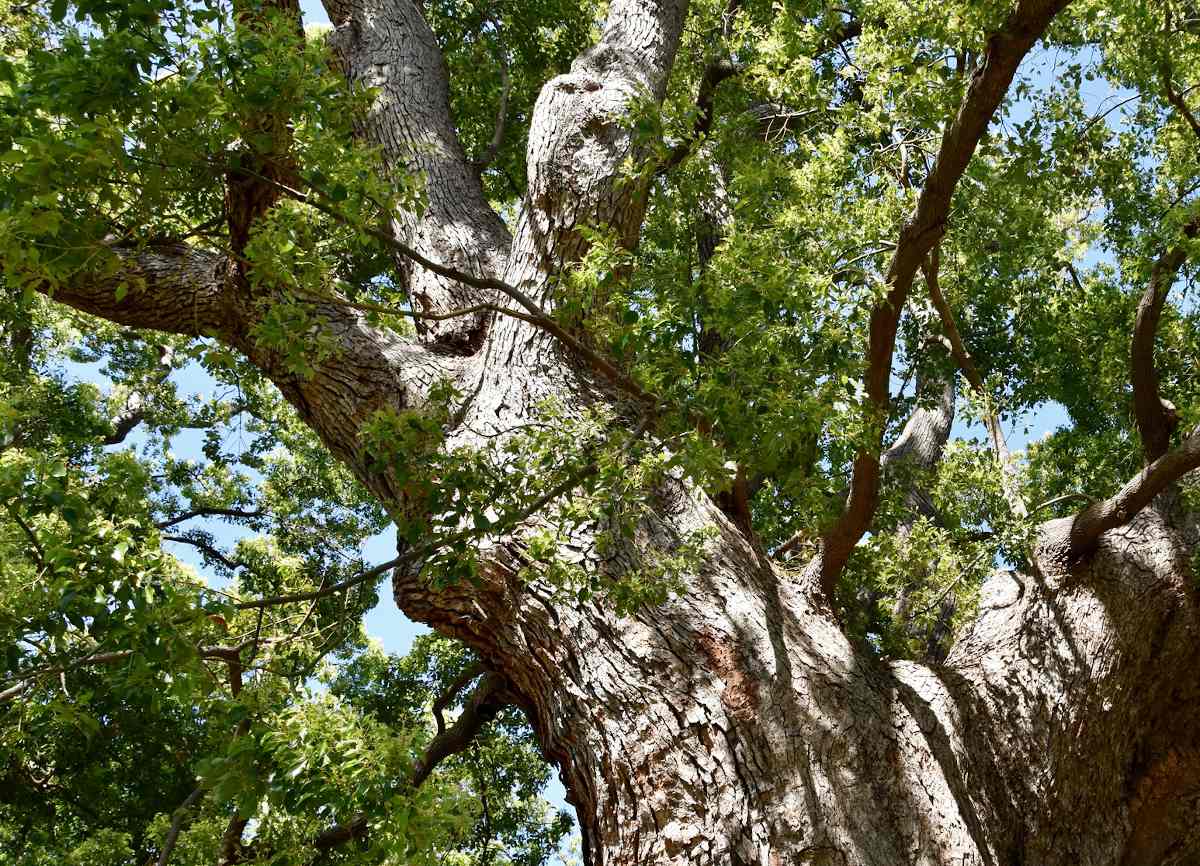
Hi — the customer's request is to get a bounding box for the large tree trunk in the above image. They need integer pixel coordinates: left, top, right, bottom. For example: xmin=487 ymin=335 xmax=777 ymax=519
xmin=392 ymin=456 xmax=1200 ymax=864
xmin=37 ymin=0 xmax=1200 ymax=862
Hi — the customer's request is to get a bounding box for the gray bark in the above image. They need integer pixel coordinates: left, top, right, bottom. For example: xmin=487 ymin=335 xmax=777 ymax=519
xmin=33 ymin=0 xmax=1200 ymax=863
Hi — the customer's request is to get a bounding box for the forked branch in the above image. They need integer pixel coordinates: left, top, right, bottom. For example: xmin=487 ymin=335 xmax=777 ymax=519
xmin=815 ymin=0 xmax=1072 ymax=598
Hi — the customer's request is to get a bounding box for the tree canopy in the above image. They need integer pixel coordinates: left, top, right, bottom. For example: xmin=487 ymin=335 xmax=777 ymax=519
xmin=1 ymin=0 xmax=1199 ymax=862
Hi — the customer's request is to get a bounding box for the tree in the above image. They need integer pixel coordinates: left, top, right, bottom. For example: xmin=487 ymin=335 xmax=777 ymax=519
xmin=3 ymin=0 xmax=1200 ymax=861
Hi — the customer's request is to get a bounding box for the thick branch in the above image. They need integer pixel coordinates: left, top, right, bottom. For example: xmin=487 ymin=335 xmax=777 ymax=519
xmin=1062 ymin=423 xmax=1200 ymax=559
xmin=323 ymin=0 xmax=511 ymax=348
xmin=814 ymin=0 xmax=1070 ymax=597
xmin=44 ymin=245 xmax=233 ymax=339
xmin=1131 ymin=213 xmax=1200 ymax=463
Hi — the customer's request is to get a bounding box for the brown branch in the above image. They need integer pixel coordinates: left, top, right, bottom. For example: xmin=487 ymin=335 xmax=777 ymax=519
xmin=432 ymin=662 xmax=486 ymax=737
xmin=1064 ymin=423 xmax=1200 ymax=560
xmin=1131 ymin=212 xmax=1200 ymax=463
xmin=232 ymin=166 xmax=658 ymax=409
xmin=41 ymin=244 xmax=233 ymax=340
xmin=157 ymin=506 xmax=265 ymax=530
xmin=814 ymin=0 xmax=1071 ymax=598
xmin=1161 ymin=4 xmax=1200 ymax=146
xmin=661 ymin=58 xmax=744 ymax=173
xmin=156 ymin=785 xmax=206 ymax=866
xmin=1 ymin=640 xmax=259 ymax=704
xmin=923 ymin=246 xmax=1027 ymax=517
xmin=411 ymin=671 xmax=512 ymax=787
xmin=232 ymin=554 xmax=404 ymax=609
xmin=162 ymin=534 xmax=249 ymax=573
xmin=308 ymin=670 xmax=513 ymax=857
xmin=7 ymin=504 xmax=45 ymax=568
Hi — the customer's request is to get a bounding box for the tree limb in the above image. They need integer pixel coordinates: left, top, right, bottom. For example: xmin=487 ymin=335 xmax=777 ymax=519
xmin=156 ymin=785 xmax=206 ymax=866
xmin=815 ymin=0 xmax=1071 ymax=598
xmin=305 ymin=671 xmax=513 ymax=858
xmin=923 ymin=246 xmax=1027 ymax=517
xmin=661 ymin=59 xmax=744 ymax=173
xmin=472 ymin=53 xmax=511 ymax=171
xmin=411 ymin=671 xmax=512 ymax=787
xmin=322 ymin=0 xmax=511 ymax=347
xmin=162 ymin=534 xmax=250 ymax=573
xmin=1131 ymin=212 xmax=1200 ymax=463
xmin=103 ymin=344 xmax=175 ymax=446
xmin=157 ymin=506 xmax=265 ymax=530
xmin=432 ymin=662 xmax=486 ymax=737
xmin=1063 ymin=423 xmax=1200 ymax=560
xmin=42 ymin=244 xmax=234 ymax=340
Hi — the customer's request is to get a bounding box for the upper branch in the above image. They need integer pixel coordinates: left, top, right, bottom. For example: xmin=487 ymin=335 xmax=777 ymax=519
xmin=45 ymin=245 xmax=234 ymax=339
xmin=323 ymin=0 xmax=511 ymax=349
xmin=1051 ymin=423 xmax=1200 ymax=562
xmin=1131 ymin=212 xmax=1200 ymax=463
xmin=815 ymin=0 xmax=1071 ymax=597
xmin=495 ymin=0 xmax=690 ymax=333
xmin=924 ymin=247 xmax=1028 ymax=517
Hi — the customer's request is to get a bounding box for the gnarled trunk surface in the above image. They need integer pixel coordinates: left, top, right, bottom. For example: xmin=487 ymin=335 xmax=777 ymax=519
xmin=36 ymin=0 xmax=1200 ymax=863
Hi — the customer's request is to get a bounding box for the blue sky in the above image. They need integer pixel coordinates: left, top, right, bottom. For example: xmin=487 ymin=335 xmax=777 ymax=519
xmin=300 ymin=0 xmax=328 ymax=27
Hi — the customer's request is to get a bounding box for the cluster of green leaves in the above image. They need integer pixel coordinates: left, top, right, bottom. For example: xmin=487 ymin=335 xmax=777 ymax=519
xmin=0 ymin=299 xmax=569 ymax=862
xmin=558 ymin=0 xmax=1200 ymax=655
xmin=361 ymin=392 xmax=712 ymax=615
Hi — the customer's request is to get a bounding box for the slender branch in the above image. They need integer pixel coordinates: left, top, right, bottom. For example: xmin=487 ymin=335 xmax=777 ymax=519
xmin=7 ymin=505 xmax=45 ymax=568
xmin=432 ymin=662 xmax=485 ymax=736
xmin=156 ymin=785 xmax=206 ymax=866
xmin=103 ymin=344 xmax=176 ymax=445
xmin=1161 ymin=4 xmax=1200 ymax=145
xmin=661 ymin=59 xmax=744 ymax=173
xmin=923 ymin=246 xmax=1027 ymax=517
xmin=814 ymin=0 xmax=1070 ymax=597
xmin=232 ymin=554 xmax=403 ymax=610
xmin=308 ymin=671 xmax=514 ymax=857
xmin=157 ymin=506 xmax=265 ymax=530
xmin=1 ymin=640 xmax=259 ymax=704
xmin=411 ymin=671 xmax=511 ymax=787
xmin=473 ymin=54 xmax=511 ymax=170
xmin=1131 ymin=212 xmax=1200 ymax=463
xmin=162 ymin=534 xmax=249 ymax=572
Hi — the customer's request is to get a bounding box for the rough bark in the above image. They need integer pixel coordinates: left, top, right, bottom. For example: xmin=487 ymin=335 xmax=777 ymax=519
xmin=323 ymin=0 xmax=512 ymax=350
xmin=29 ymin=0 xmax=1200 ymax=863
